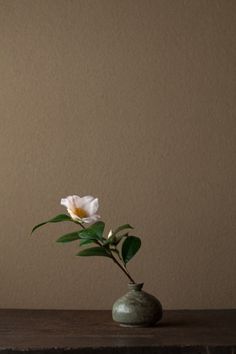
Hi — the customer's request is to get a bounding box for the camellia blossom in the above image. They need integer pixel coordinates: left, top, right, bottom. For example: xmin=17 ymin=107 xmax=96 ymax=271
xmin=61 ymin=195 xmax=100 ymax=224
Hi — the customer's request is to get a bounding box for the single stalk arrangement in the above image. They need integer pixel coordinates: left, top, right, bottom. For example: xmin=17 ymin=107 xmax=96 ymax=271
xmin=31 ymin=195 xmax=141 ymax=283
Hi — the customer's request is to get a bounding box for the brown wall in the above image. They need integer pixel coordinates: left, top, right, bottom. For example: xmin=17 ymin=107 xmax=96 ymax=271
xmin=0 ymin=0 xmax=235 ymax=310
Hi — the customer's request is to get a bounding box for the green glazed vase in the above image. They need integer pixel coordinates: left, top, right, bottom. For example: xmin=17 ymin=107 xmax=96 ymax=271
xmin=112 ymin=283 xmax=162 ymax=327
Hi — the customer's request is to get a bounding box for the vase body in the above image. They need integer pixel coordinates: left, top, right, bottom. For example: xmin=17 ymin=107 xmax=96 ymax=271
xmin=112 ymin=283 xmax=162 ymax=327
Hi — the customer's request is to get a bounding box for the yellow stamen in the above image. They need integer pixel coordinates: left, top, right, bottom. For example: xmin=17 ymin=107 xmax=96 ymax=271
xmin=73 ymin=207 xmax=88 ymax=219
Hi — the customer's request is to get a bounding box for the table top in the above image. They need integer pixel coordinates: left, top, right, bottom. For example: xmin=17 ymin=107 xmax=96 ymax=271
xmin=0 ymin=309 xmax=235 ymax=353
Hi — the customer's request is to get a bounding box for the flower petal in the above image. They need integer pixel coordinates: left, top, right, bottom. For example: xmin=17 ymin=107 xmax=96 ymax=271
xmin=83 ymin=198 xmax=99 ymax=216
xmin=61 ymin=195 xmax=81 ymax=210
xmin=79 ymin=196 xmax=95 ymax=208
xmin=70 ymin=195 xmax=82 ymax=209
xmin=60 ymin=198 xmax=69 ymax=208
xmin=82 ymin=214 xmax=101 ymax=224
xmin=61 ymin=195 xmax=100 ymax=224
xmin=67 ymin=209 xmax=82 ymax=222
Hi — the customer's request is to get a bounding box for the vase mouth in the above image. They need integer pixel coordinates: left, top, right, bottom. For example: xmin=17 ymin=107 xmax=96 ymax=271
xmin=128 ymin=282 xmax=144 ymax=291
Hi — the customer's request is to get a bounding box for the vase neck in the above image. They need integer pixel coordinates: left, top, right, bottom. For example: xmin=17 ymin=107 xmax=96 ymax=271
xmin=128 ymin=283 xmax=144 ymax=291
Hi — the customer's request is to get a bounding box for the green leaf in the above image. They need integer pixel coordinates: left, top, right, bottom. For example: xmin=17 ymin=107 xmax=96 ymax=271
xmin=56 ymin=231 xmax=80 ymax=243
xmin=122 ymin=236 xmax=141 ymax=265
xmin=79 ymin=238 xmax=96 ymax=246
xmin=31 ymin=214 xmax=72 ymax=234
xmin=113 ymin=224 xmax=133 ymax=236
xmin=78 ymin=221 xmax=105 ymax=241
xmin=77 ymin=247 xmax=111 ymax=257
xmin=89 ymin=221 xmax=105 ymax=240
xmin=113 ymin=232 xmax=129 ymax=245
xmin=78 ymin=228 xmax=101 ymax=240
xmin=103 ymin=232 xmax=128 ymax=246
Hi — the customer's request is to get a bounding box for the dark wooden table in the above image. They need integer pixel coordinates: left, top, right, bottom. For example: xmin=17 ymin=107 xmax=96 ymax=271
xmin=0 ymin=309 xmax=235 ymax=354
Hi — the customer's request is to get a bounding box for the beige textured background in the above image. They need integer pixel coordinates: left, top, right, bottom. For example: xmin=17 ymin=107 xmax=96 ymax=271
xmin=0 ymin=0 xmax=235 ymax=310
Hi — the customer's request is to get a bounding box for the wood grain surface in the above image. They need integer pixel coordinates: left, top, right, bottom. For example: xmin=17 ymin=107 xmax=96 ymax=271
xmin=0 ymin=309 xmax=235 ymax=353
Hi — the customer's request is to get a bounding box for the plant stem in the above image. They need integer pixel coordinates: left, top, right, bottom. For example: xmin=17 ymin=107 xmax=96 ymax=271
xmin=110 ymin=253 xmax=135 ymax=283
xmin=82 ymin=224 xmax=136 ymax=284
xmin=94 ymin=240 xmax=135 ymax=282
xmin=75 ymin=221 xmax=86 ymax=229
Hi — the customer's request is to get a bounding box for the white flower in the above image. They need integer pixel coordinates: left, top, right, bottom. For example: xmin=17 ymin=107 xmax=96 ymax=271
xmin=60 ymin=195 xmax=100 ymax=224
xmin=107 ymin=230 xmax=113 ymax=238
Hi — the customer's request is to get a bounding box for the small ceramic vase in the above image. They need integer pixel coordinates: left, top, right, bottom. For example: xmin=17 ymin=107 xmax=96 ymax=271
xmin=112 ymin=283 xmax=162 ymax=327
